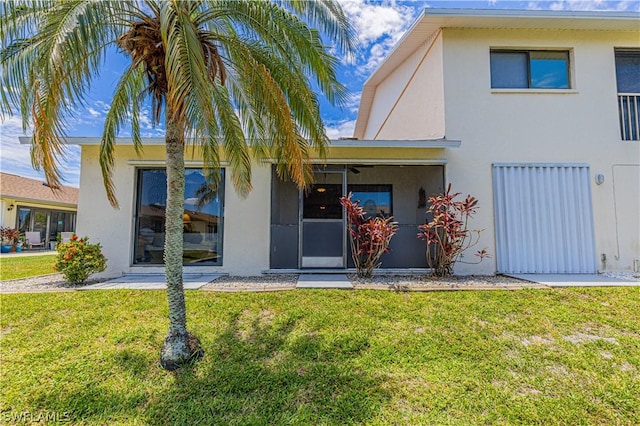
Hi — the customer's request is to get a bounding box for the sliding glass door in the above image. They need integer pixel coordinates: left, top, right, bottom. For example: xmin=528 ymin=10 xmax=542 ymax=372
xmin=134 ymin=168 xmax=224 ymax=266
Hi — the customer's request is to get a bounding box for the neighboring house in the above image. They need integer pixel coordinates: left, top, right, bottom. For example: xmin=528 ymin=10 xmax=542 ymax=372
xmin=0 ymin=172 xmax=78 ymax=247
xmin=27 ymin=9 xmax=639 ymax=277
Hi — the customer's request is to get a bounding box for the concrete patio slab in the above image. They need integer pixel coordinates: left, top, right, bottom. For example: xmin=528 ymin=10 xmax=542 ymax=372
xmin=296 ymin=274 xmax=353 ymax=289
xmin=505 ymin=274 xmax=639 ymax=287
xmin=79 ymin=273 xmax=223 ymax=290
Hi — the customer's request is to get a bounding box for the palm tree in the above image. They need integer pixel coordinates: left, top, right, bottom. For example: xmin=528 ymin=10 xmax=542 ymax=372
xmin=1 ymin=0 xmax=355 ymax=370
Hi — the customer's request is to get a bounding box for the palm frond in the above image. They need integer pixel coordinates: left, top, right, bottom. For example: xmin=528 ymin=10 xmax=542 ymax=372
xmin=100 ymin=63 xmax=147 ymax=208
xmin=1 ymin=0 xmax=135 ymax=189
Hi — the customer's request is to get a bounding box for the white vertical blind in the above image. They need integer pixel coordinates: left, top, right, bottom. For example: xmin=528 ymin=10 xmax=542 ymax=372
xmin=493 ymin=163 xmax=597 ymax=274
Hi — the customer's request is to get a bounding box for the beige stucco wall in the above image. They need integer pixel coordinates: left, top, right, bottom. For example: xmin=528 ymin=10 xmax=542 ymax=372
xmin=439 ymin=28 xmax=640 ymax=273
xmin=364 ymin=31 xmax=445 ymax=140
xmin=78 ymin=145 xmax=271 ymax=277
xmin=78 ymin=144 xmax=450 ymax=276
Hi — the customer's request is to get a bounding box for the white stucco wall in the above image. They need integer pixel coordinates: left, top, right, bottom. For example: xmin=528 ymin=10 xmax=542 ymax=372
xmin=364 ymin=31 xmax=445 ymax=140
xmin=440 ymin=28 xmax=640 ymax=273
xmin=77 ymin=145 xmax=271 ymax=278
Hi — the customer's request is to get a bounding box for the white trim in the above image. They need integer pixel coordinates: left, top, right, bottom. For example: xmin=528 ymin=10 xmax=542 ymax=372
xmin=417 ymin=8 xmax=638 ymax=20
xmin=21 ymin=136 xmax=461 ymax=149
xmin=493 ymin=162 xmax=590 ymax=168
xmin=19 ymin=136 xmax=168 ymax=145
xmin=262 ymin=158 xmax=448 ymax=165
xmin=491 ymin=89 xmax=579 ymax=95
xmin=327 ymin=139 xmax=460 ymax=148
xmin=127 ymin=160 xmax=230 ymax=167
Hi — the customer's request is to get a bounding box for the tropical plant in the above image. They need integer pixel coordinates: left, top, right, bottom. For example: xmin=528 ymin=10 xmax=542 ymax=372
xmin=417 ymin=184 xmax=490 ymax=277
xmin=54 ymin=234 xmax=107 ymax=285
xmin=1 ymin=1 xmax=355 ymax=370
xmin=340 ymin=193 xmax=398 ymax=278
xmin=0 ymin=227 xmax=21 ymax=246
xmin=16 ymin=234 xmax=27 ymax=248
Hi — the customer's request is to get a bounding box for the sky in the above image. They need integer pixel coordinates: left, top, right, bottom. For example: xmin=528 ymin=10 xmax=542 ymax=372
xmin=1 ymin=0 xmax=638 ymax=187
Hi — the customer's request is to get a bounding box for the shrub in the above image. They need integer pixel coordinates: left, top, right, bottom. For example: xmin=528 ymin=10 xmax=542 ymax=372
xmin=340 ymin=193 xmax=398 ymax=278
xmin=54 ymin=235 xmax=107 ymax=284
xmin=1 ymin=227 xmax=20 ymax=246
xmin=417 ymin=184 xmax=489 ymax=277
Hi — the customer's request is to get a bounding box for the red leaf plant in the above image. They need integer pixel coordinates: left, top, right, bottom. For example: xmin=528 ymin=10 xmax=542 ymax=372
xmin=340 ymin=193 xmax=398 ymax=278
xmin=417 ymin=184 xmax=490 ymax=277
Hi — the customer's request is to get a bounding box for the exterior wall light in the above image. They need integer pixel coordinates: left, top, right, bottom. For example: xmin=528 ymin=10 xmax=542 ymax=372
xmin=595 ymin=174 xmax=605 ymax=185
xmin=7 ymin=203 xmax=14 ymax=211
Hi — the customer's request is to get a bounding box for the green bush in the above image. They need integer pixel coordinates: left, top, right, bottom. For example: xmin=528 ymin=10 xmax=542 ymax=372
xmin=54 ymin=235 xmax=107 ymax=284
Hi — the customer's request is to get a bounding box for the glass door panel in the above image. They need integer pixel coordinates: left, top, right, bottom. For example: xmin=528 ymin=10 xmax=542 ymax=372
xmin=33 ymin=211 xmax=48 ymax=244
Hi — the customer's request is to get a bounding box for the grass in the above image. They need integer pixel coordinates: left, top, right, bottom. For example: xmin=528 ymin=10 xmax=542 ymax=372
xmin=0 ymin=253 xmax=56 ymax=281
xmin=1 ymin=288 xmax=639 ymax=425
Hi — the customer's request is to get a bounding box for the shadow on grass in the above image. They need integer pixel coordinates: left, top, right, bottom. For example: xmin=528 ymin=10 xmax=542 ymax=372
xmin=141 ymin=312 xmax=390 ymax=425
xmin=20 ymin=313 xmax=388 ymax=425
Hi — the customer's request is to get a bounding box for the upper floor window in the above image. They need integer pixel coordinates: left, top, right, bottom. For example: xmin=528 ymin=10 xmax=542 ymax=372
xmin=615 ymin=49 xmax=640 ymax=141
xmin=490 ymin=50 xmax=570 ymax=89
xmin=615 ymin=49 xmax=640 ymax=93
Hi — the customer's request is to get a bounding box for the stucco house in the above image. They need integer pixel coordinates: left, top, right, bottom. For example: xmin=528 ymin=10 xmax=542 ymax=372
xmin=0 ymin=172 xmax=78 ymax=248
xmin=25 ymin=8 xmax=639 ymax=277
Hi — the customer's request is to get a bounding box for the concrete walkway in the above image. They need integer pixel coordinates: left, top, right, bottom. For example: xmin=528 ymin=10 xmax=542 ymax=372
xmin=79 ymin=273 xmax=223 ymax=290
xmin=296 ymin=274 xmax=353 ymax=289
xmin=506 ymin=274 xmax=639 ymax=287
xmin=0 ymin=250 xmax=56 ymax=258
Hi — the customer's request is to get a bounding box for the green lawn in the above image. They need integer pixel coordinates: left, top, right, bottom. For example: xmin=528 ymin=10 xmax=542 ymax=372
xmin=0 ymin=254 xmax=56 ymax=281
xmin=1 ymin=289 xmax=639 ymax=425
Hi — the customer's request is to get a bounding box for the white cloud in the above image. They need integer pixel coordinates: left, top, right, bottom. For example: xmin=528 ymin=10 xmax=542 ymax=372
xmin=528 ymin=0 xmax=640 ymax=11
xmin=0 ymin=115 xmax=81 ymax=187
xmin=339 ymin=0 xmax=419 ymax=73
xmin=325 ymin=119 xmax=356 ymax=139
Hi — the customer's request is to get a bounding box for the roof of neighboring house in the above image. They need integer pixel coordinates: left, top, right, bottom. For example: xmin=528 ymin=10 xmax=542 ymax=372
xmin=354 ymin=8 xmax=640 ymax=139
xmin=0 ymin=172 xmax=78 ymax=207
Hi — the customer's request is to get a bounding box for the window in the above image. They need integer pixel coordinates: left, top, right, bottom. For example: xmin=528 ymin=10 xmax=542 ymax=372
xmin=615 ymin=49 xmax=640 ymax=93
xmin=16 ymin=206 xmax=76 ymax=246
xmin=347 ymin=184 xmax=393 ymax=218
xmin=490 ymin=50 xmax=570 ymax=89
xmin=134 ymin=168 xmax=224 ymax=265
xmin=615 ymin=49 xmax=640 ymax=141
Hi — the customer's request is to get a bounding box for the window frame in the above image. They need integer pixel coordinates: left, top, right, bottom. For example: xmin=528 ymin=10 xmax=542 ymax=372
xmin=614 ymin=48 xmax=640 ymax=94
xmin=490 ymin=49 xmax=573 ymax=90
xmin=346 ymin=183 xmax=393 ymax=219
xmin=132 ymin=167 xmax=225 ymax=266
xmin=614 ymin=48 xmax=640 ymax=141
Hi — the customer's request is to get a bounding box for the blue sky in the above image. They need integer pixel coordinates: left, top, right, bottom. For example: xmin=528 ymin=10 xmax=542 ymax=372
xmin=1 ymin=0 xmax=638 ymax=187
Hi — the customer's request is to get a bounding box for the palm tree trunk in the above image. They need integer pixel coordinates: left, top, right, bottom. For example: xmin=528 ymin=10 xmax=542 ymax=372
xmin=159 ymin=116 xmax=203 ymax=371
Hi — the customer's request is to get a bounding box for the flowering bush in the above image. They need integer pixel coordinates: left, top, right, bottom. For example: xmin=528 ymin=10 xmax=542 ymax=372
xmin=417 ymin=184 xmax=489 ymax=277
xmin=54 ymin=235 xmax=107 ymax=284
xmin=0 ymin=227 xmax=20 ymax=246
xmin=340 ymin=193 xmax=398 ymax=278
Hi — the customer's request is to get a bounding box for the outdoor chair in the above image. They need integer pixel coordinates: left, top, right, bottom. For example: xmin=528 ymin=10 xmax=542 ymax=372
xmin=25 ymin=232 xmax=45 ymax=249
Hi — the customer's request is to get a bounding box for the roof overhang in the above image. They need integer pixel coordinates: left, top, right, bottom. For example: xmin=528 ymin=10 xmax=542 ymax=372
xmin=354 ymin=8 xmax=640 ymax=139
xmin=1 ymin=195 xmax=77 ymax=209
xmin=20 ymin=137 xmax=461 ymax=149
xmin=19 ymin=136 xmax=167 ymax=145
